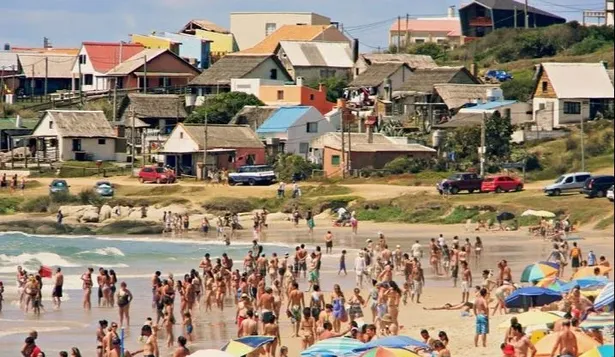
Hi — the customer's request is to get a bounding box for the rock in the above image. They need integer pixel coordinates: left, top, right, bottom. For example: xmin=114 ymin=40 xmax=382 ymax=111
xmin=80 ymin=206 xmax=100 ymax=223
xmin=128 ymin=207 xmax=143 ymax=220
xmin=314 ymin=209 xmax=332 ymax=220
xmin=35 ymin=224 xmax=63 ymax=235
xmin=99 ymin=205 xmax=113 ymax=222
xmin=58 ymin=205 xmax=95 ymax=220
xmin=266 ymin=212 xmax=289 ymax=222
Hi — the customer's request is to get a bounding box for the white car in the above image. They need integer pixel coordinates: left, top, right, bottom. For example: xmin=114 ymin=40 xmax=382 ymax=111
xmin=607 ymin=185 xmax=614 ymax=202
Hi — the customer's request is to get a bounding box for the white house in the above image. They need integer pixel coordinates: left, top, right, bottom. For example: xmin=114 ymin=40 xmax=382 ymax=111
xmin=532 ymin=62 xmax=614 ymax=128
xmin=255 ymin=106 xmax=335 ymax=157
xmin=230 ymin=78 xmax=287 ymax=97
xmin=30 ymin=110 xmax=118 ymax=162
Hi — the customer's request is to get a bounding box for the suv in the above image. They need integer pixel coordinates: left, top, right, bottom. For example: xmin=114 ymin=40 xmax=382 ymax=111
xmin=581 ymin=175 xmax=615 ymax=198
xmin=49 ymin=179 xmax=70 ymax=195
xmin=138 ymin=166 xmax=176 ymax=184
xmin=544 ymin=172 xmax=591 ymax=196
xmin=437 ymin=172 xmax=483 ymax=195
xmin=228 ymin=165 xmax=276 ymax=186
xmin=485 ymin=70 xmax=513 ymax=82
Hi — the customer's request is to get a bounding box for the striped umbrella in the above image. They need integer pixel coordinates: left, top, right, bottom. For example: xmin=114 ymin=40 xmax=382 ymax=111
xmin=536 ymin=276 xmax=568 ymax=291
xmin=351 ymin=336 xmax=430 ymax=353
xmin=521 ymin=262 xmax=559 ymax=283
xmin=594 ymin=282 xmax=614 ymax=310
xmin=221 ymin=336 xmax=275 ymax=357
xmin=580 ymin=345 xmax=614 ymax=357
xmin=561 ymin=277 xmax=609 ymax=292
xmin=358 ymin=347 xmax=420 ymax=357
xmin=301 ymin=337 xmax=365 ymax=357
xmin=579 ymin=313 xmax=615 ymax=329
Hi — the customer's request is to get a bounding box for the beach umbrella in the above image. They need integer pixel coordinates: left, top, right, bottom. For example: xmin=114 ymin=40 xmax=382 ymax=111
xmin=561 ymin=276 xmax=609 ymax=292
xmin=594 ymin=282 xmax=614 ymax=310
xmin=301 ymin=337 xmax=364 ymax=357
xmin=505 ymin=287 xmax=563 ymax=308
xmin=580 ymin=345 xmax=614 ymax=357
xmin=521 ymin=209 xmax=556 ymax=218
xmin=536 ymin=276 xmax=568 ymax=291
xmin=521 ymin=262 xmax=559 ymax=283
xmin=497 ymin=212 xmax=515 ymax=221
xmin=351 ymin=336 xmax=430 ymax=354
xmin=191 ymin=350 xmax=235 ymax=357
xmin=497 ymin=311 xmax=560 ymax=329
xmin=573 ymin=266 xmax=612 ymax=279
xmin=534 ymin=330 xmax=600 ymax=357
xmin=221 ymin=336 xmax=275 ymax=357
xmin=358 ymin=347 xmax=420 ymax=357
xmin=580 ymin=313 xmax=615 ymax=330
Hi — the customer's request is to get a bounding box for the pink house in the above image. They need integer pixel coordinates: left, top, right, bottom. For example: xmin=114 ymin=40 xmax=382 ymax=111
xmin=389 ymin=7 xmax=463 ymax=48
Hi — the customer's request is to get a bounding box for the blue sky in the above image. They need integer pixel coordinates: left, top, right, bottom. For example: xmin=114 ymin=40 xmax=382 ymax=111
xmin=0 ymin=0 xmax=607 ymax=50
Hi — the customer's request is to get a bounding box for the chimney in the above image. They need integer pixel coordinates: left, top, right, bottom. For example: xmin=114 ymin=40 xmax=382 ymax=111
xmin=600 ymin=60 xmax=608 ymax=69
xmin=296 ymin=76 xmax=304 ymax=87
xmin=352 ymin=38 xmax=359 ymax=63
xmin=15 ymin=115 xmax=22 ymax=128
xmin=448 ymin=6 xmax=456 ymax=18
xmin=383 ymin=77 xmax=392 ymax=101
xmin=470 ymin=63 xmax=478 ymax=78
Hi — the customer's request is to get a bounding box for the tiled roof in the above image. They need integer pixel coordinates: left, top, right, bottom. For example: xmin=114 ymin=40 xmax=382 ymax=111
xmin=278 ymin=41 xmax=353 ymax=68
xmin=390 ymin=18 xmax=462 ymax=37
xmin=434 ymin=84 xmax=501 ymax=109
xmin=17 ymin=53 xmax=75 ymax=78
xmin=83 ymin=42 xmax=144 ymax=73
xmin=35 ymin=110 xmax=116 ymax=138
xmin=320 ymin=132 xmax=436 ymax=153
xmin=256 ymin=106 xmax=312 ymax=133
xmin=350 ymin=63 xmax=407 ymax=87
xmin=361 ymin=53 xmax=437 ymax=69
xmin=0 ymin=52 xmax=19 ymax=69
xmin=120 ymin=94 xmax=187 ymax=120
xmin=240 ymin=25 xmax=347 ymax=55
xmin=540 ymin=63 xmax=614 ymax=99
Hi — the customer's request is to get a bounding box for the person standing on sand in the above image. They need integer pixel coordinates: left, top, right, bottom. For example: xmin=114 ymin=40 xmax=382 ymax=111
xmin=52 ymin=267 xmax=63 ymax=310
xmin=117 ymin=282 xmax=133 ymax=327
xmin=287 ymin=281 xmax=305 ymax=337
xmin=81 ymin=268 xmax=93 ymax=310
xmin=474 ymin=287 xmax=489 ymax=348
xmin=324 ymin=231 xmax=334 ymax=254
xmin=354 ymin=252 xmax=366 ymax=288
xmin=499 ymin=260 xmax=513 ymax=284
xmin=461 ymin=261 xmax=472 ymax=303
xmin=306 ymin=209 xmax=314 ymax=235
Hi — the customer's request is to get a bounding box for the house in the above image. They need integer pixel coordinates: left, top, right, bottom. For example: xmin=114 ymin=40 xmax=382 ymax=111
xmin=71 ymin=42 xmax=144 ymax=92
xmin=354 ymin=53 xmax=437 ymax=78
xmin=188 ymin=54 xmax=292 ymax=94
xmin=130 ymin=34 xmax=181 ymax=55
xmin=179 ymin=20 xmax=237 ymax=60
xmin=0 ymin=52 xmax=20 ymax=96
xmin=16 ymin=53 xmax=75 ymax=96
xmin=256 ymin=106 xmax=335 ymax=157
xmin=608 ymin=0 xmax=614 ymax=26
xmin=311 ymin=130 xmax=436 ymax=177
xmin=389 ymin=7 xmax=463 ymax=48
xmin=232 ymin=77 xmax=336 ymax=115
xmin=532 ymin=62 xmax=615 ymax=128
xmin=275 ymin=40 xmax=354 ymax=82
xmin=230 ymin=12 xmax=332 ymax=50
xmin=160 ymin=123 xmax=266 ymax=175
xmin=239 ymin=25 xmax=349 ymax=55
xmin=0 ymin=116 xmax=38 ymax=151
xmin=104 ymin=49 xmax=201 ymax=91
xmin=154 ymin=32 xmax=212 ymax=69
xmin=229 ymin=105 xmax=280 ymax=129
xmin=349 ymin=63 xmax=412 ymax=95
xmin=8 ymin=47 xmax=79 ymax=55
xmin=436 ymin=100 xmax=532 ymax=128
xmin=30 ymin=110 xmax=118 ymax=162
xmin=459 ymin=0 xmax=565 ymax=39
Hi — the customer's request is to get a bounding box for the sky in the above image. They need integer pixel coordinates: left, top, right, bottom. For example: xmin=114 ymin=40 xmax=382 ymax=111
xmin=0 ymin=0 xmax=608 ymax=50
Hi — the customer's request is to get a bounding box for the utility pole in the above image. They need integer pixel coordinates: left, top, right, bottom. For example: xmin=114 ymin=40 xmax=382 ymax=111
xmin=525 ymin=0 xmax=529 ymax=28
xmin=1 ymin=66 xmax=5 ymax=105
xmin=480 ymin=112 xmax=487 ymax=177
xmin=143 ymin=55 xmax=148 ymax=94
xmin=113 ymin=42 xmax=122 ymax=122
xmin=580 ymin=116 xmax=585 ymax=172
xmin=130 ymin=106 xmax=136 ymax=175
xmin=31 ymin=64 xmax=35 ymax=97
xmin=341 ymin=108 xmax=346 ymax=179
xmin=203 ymin=113 xmax=208 ymax=180
xmin=405 ymin=14 xmax=409 ymax=48
xmin=78 ymin=57 xmax=83 ymax=105
xmin=347 ymin=114 xmax=352 ymax=175
xmin=397 ymin=15 xmax=401 ymax=52
xmin=514 ymin=6 xmax=518 ymax=28
xmin=44 ymin=57 xmax=48 ymax=97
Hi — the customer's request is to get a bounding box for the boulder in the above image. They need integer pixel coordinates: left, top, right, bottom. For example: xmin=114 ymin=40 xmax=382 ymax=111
xmin=58 ymin=205 xmax=94 ymax=219
xmin=99 ymin=205 xmax=113 ymax=222
xmin=35 ymin=224 xmax=63 ymax=235
xmin=80 ymin=206 xmax=100 ymax=223
xmin=266 ymin=212 xmax=289 ymax=222
xmin=314 ymin=209 xmax=332 ymax=220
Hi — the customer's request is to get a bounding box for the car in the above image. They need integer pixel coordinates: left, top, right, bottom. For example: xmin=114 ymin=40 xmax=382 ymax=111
xmin=544 ymin=172 xmax=591 ymax=196
xmin=228 ymin=165 xmax=276 ymax=186
xmin=607 ymin=185 xmax=614 ymax=202
xmin=436 ymin=172 xmax=483 ymax=195
xmin=481 ymin=175 xmax=523 ymax=193
xmin=49 ymin=179 xmax=69 ymax=195
xmin=581 ymin=175 xmax=615 ymax=198
xmin=138 ymin=166 xmax=176 ymax=184
xmin=485 ymin=69 xmax=513 ymax=82
xmin=94 ymin=181 xmax=114 ymax=197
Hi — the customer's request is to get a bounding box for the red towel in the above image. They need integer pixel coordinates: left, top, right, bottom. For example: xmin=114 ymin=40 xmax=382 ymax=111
xmin=39 ymin=266 xmax=52 ymax=278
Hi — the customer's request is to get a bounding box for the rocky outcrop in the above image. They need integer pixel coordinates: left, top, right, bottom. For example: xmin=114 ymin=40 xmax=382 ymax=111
xmin=99 ymin=205 xmax=113 ymax=222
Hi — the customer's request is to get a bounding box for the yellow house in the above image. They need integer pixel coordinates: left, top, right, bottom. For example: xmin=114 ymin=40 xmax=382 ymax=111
xmin=179 ymin=20 xmax=238 ymax=59
xmin=130 ymin=34 xmax=181 ymax=54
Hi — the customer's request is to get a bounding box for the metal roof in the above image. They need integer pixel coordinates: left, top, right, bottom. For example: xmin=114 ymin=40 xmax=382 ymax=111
xmin=256 ymin=106 xmax=312 ymax=133
xmin=0 ymin=52 xmax=19 ymax=70
xmin=17 ymin=53 xmax=75 ymax=78
xmin=541 ymin=63 xmax=614 ymax=99
xmin=278 ymin=41 xmax=353 ymax=68
xmin=460 ymin=100 xmax=517 ymax=111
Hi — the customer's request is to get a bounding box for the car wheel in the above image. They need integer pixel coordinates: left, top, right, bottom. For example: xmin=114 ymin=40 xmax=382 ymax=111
xmin=516 ymin=185 xmax=523 ymax=192
xmin=450 ymin=186 xmax=459 ymax=195
xmin=468 ymin=189 xmax=475 ymax=194
xmin=138 ymin=177 xmax=144 ymax=184
xmin=597 ymin=190 xmax=606 ymax=198
xmin=248 ymin=179 xmax=256 ymax=186
xmin=554 ymin=189 xmax=561 ymax=196
xmin=495 ymin=187 xmax=503 ymax=193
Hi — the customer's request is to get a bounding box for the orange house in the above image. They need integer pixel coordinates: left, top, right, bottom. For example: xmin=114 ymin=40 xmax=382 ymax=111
xmin=258 ymin=81 xmax=335 ymax=115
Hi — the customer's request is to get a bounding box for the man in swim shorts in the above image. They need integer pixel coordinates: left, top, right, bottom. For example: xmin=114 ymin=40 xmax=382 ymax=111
xmin=473 ymin=288 xmax=489 ymax=347
xmin=287 ymin=282 xmax=304 ymax=337
xmin=461 ymin=261 xmax=472 ymax=303
xmin=52 ymin=267 xmax=64 ymax=309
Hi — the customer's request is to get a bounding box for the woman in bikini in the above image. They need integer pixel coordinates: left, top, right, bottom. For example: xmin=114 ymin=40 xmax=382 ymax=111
xmin=116 ymin=282 xmax=133 ymax=327
xmin=184 ymin=276 xmax=196 ymax=314
xmin=231 ymin=270 xmax=241 ymax=305
xmin=330 ymin=284 xmax=346 ymax=333
xmin=272 ymin=279 xmax=283 ymax=318
xmin=264 ymin=315 xmax=281 ymax=357
xmin=109 ymin=269 xmax=118 ymax=307
xmin=101 ymin=270 xmax=112 ymax=307
xmin=96 ymin=320 xmax=108 ymax=357
xmin=386 ymin=281 xmax=402 ymax=324
xmin=300 ymin=307 xmax=316 ymax=349
xmin=176 ymin=280 xmax=186 ymax=314
xmin=204 ymin=271 xmax=214 ymax=312
xmin=81 ymin=268 xmax=93 ymax=310
xmin=474 ymin=237 xmax=483 ymax=263
xmin=216 ymin=275 xmax=226 ymax=311
xmin=348 ymin=288 xmax=366 ymax=322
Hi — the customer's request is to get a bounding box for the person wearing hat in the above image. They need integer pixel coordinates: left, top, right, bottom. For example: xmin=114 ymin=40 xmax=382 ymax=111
xmin=354 ymin=251 xmax=366 ymax=288
xmin=379 ymin=313 xmax=398 ymax=336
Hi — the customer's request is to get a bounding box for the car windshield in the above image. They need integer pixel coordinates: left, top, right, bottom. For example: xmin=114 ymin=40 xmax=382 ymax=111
xmin=155 ymin=168 xmax=166 ymax=173
xmin=447 ymin=174 xmax=462 ymax=180
xmin=53 ymin=181 xmax=67 ymax=187
xmin=96 ymin=182 xmax=111 ymax=187
xmin=554 ymin=175 xmax=565 ymax=183
xmin=253 ymin=166 xmax=273 ymax=172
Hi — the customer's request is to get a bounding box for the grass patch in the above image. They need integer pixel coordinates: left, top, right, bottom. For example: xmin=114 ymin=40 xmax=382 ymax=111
xmin=0 ymin=197 xmax=23 ymax=214
xmin=594 ymin=215 xmax=614 ymax=230
xmin=302 ymin=185 xmax=351 ymax=197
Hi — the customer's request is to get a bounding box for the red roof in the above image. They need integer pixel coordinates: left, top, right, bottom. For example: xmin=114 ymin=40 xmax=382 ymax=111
xmin=82 ymin=42 xmax=144 ymax=73
xmin=390 ymin=18 xmax=461 ymax=37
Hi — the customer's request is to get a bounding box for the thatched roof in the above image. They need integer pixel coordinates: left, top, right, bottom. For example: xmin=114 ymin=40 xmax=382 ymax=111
xmin=120 ymin=94 xmax=187 ymax=121
xmin=434 ymin=84 xmax=500 ymax=109
xmin=189 ymin=54 xmax=281 ymax=86
xmin=36 ymin=110 xmax=115 ymax=138
xmin=398 ymin=67 xmax=478 ymax=93
xmin=17 ymin=53 xmax=75 ymax=78
xmin=361 ymin=53 xmax=437 ymax=69
xmin=181 ymin=124 xmax=264 ymax=149
xmin=350 ymin=63 xmax=407 ymax=87
xmin=229 ymin=105 xmax=279 ymax=129
xmin=316 ymin=132 xmax=436 ymax=153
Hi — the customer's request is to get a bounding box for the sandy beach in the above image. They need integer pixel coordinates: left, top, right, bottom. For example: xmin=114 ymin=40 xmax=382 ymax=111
xmin=0 ymin=218 xmax=613 ymax=356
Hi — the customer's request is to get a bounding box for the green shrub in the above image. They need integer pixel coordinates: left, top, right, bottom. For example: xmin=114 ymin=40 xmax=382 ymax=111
xmin=0 ymin=197 xmax=23 ymax=214
xmin=20 ymin=196 xmax=52 ymax=213
xmin=570 ymin=36 xmax=608 ymax=56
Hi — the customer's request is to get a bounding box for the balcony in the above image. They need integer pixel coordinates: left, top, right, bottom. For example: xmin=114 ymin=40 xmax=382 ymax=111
xmin=469 ymin=17 xmax=493 ymax=27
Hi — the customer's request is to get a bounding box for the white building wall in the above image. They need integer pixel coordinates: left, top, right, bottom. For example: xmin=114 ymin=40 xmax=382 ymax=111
xmin=59 ymin=138 xmax=115 ymax=161
xmin=286 ymin=107 xmax=335 ymax=156
xmin=231 ymin=78 xmax=287 ymax=97
xmin=161 ymin=125 xmax=200 ymax=153
xmin=557 ymin=98 xmax=591 ymax=126
xmin=71 ymin=47 xmax=107 ymax=92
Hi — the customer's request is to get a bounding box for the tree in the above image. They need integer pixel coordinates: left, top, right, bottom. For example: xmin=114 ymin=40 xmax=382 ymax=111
xmin=186 ymin=92 xmax=264 ymax=125
xmin=484 ymin=111 xmax=514 ymax=161
xmin=445 ymin=126 xmax=481 ymax=163
xmin=273 ymin=153 xmax=317 ymax=181
xmin=407 ymin=43 xmax=448 ymax=61
xmin=307 ymin=77 xmax=348 ymax=102
xmin=501 ymin=76 xmax=534 ymax=102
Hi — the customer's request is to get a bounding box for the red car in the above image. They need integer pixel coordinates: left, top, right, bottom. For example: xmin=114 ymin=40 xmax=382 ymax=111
xmin=481 ymin=175 xmax=523 ymax=193
xmin=138 ymin=166 xmax=176 ymax=184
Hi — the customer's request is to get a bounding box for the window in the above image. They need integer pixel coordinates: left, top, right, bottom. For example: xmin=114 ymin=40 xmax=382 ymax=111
xmin=414 ymin=39 xmax=425 ymax=44
xmin=331 ymin=155 xmax=341 ymax=166
xmin=270 ymin=69 xmax=278 ymax=80
xmin=72 ymin=139 xmax=82 ymax=152
xmin=78 ymin=54 xmax=87 ymax=64
xmin=158 ymin=77 xmax=169 ymax=87
xmin=246 ymin=155 xmax=256 ymax=165
xmin=98 ymin=138 xmax=106 ymax=145
xmin=541 ymin=81 xmax=548 ymax=92
xmin=265 ymin=23 xmax=277 ymax=36
xmin=575 ymin=174 xmax=590 ymax=183
xmin=277 ymin=90 xmax=284 ymax=100
xmin=179 ymin=132 xmax=184 ymax=139
xmin=564 ymin=177 xmax=574 ymax=183
xmin=306 ymin=122 xmax=318 ymax=133
xmin=319 ymin=69 xmax=336 ymax=78
xmin=355 ymin=68 xmax=360 ymax=76
xmin=436 ymin=39 xmax=446 ymax=44
xmin=309 ymin=94 xmax=315 ymax=100
xmin=299 ymin=142 xmax=309 ymax=154
xmin=563 ymin=101 xmax=581 ymax=115
xmin=84 ymin=74 xmax=93 ymax=85
xmin=49 ymin=120 xmax=53 ymax=129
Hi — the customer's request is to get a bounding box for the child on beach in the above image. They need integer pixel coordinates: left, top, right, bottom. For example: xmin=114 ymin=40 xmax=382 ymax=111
xmin=338 ymin=250 xmax=347 ymax=276
xmin=183 ymin=312 xmax=193 ymax=342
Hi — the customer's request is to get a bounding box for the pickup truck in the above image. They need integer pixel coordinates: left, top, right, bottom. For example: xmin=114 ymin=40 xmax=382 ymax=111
xmin=228 ymin=165 xmax=277 ymax=186
xmin=436 ymin=173 xmax=483 ymax=195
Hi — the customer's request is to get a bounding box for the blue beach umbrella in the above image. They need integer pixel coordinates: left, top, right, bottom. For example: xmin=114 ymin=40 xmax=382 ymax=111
xmin=520 ymin=262 xmax=559 ymax=283
xmin=505 ymin=287 xmax=563 ymax=308
xmin=301 ymin=337 xmax=365 ymax=357
xmin=561 ymin=276 xmax=609 ymax=293
xmin=594 ymin=282 xmax=614 ymax=310
xmin=350 ymin=336 xmax=430 ymax=355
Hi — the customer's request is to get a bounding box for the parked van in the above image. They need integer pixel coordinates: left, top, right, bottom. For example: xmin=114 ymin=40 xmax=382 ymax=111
xmin=543 ymin=172 xmax=591 ymax=196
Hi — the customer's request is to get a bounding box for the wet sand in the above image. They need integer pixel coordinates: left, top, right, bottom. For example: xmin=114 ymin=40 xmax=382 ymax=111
xmin=0 ymin=219 xmax=613 ymax=357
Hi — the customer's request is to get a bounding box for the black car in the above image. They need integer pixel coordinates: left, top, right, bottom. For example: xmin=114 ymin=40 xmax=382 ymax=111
xmin=581 ymin=175 xmax=615 ymax=198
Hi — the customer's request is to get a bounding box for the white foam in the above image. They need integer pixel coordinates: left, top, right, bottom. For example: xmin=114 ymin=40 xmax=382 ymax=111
xmin=0 ymin=326 xmax=71 ymax=339
xmin=77 ymin=247 xmax=125 ymax=257
xmin=0 ymin=252 xmax=80 ymax=268
xmin=91 ymin=263 xmax=130 ymax=268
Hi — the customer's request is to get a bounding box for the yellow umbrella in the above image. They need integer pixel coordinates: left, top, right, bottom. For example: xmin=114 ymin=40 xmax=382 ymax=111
xmin=497 ymin=311 xmax=560 ymax=329
xmin=573 ymin=266 xmax=612 ymax=279
xmin=534 ymin=330 xmax=601 ymax=357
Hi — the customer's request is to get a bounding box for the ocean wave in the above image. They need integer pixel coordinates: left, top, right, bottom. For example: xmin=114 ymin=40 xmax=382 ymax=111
xmin=77 ymin=247 xmax=125 ymax=257
xmin=0 ymin=326 xmax=71 ymax=339
xmin=0 ymin=252 xmax=80 ymax=268
xmin=91 ymin=263 xmax=130 ymax=268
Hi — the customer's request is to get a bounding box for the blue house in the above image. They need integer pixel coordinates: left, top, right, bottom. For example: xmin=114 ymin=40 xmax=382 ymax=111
xmin=155 ymin=32 xmax=212 ymax=69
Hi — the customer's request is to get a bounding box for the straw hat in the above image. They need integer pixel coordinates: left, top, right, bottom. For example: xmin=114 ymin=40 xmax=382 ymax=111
xmin=381 ymin=314 xmax=393 ymax=323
